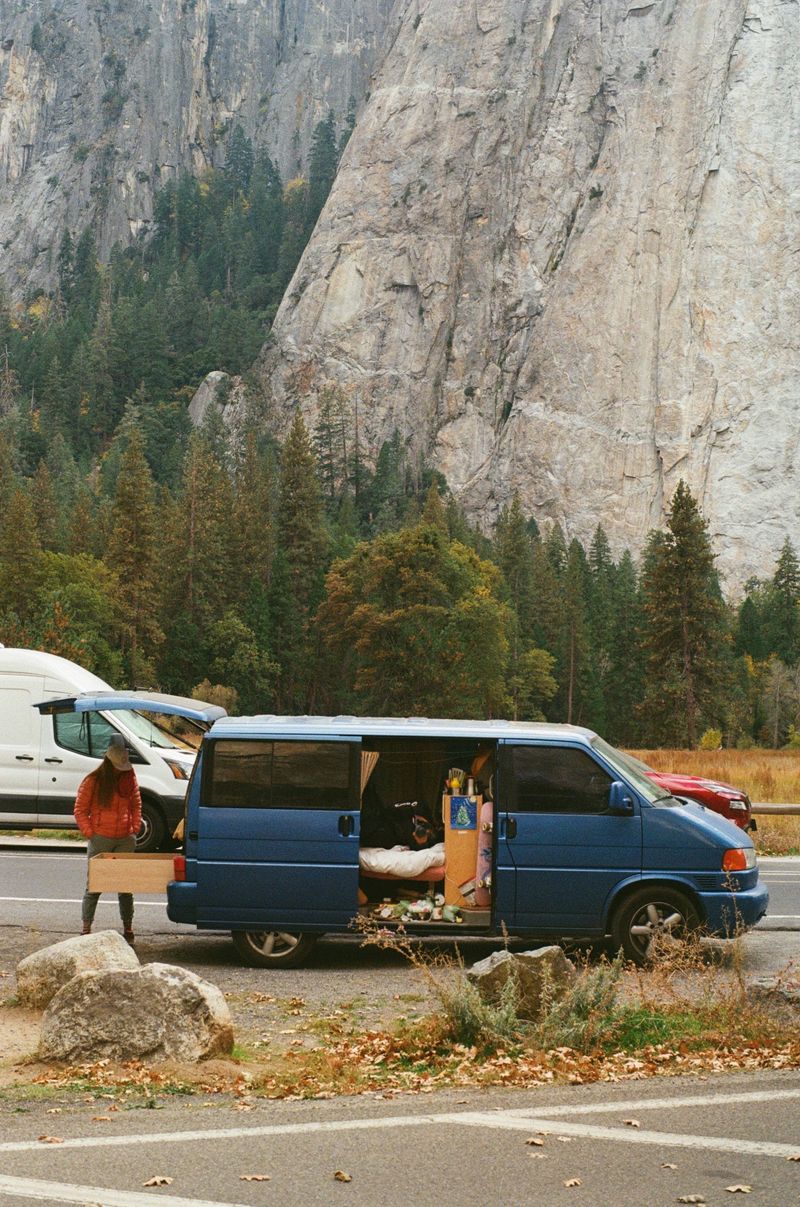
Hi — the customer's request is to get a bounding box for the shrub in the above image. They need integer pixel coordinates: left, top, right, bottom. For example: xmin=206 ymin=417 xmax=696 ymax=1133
xmin=699 ymin=728 xmax=723 ymax=750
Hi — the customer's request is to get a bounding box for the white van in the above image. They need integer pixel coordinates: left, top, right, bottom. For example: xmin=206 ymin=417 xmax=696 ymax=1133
xmin=0 ymin=648 xmax=223 ymax=850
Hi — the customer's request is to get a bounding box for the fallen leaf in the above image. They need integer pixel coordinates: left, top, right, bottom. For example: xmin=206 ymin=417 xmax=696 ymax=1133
xmin=240 ymin=1174 xmax=271 ymax=1182
xmin=45 ymin=1108 xmax=61 ymax=1115
xmin=37 ymin=1136 xmax=63 ymax=1144
xmin=788 ymin=1154 xmax=800 ymax=1161
xmin=556 ymin=1136 xmax=573 ymax=1143
xmin=525 ymin=1137 xmax=545 ymax=1147
xmin=677 ymin=1197 xmax=707 ymax=1205
xmin=234 ymin=1102 xmax=254 ymax=1112
xmin=564 ymin=1178 xmax=582 ymax=1188
xmin=662 ymin=1163 xmax=678 ymax=1170
xmin=725 ymin=1189 xmax=752 ymax=1195
xmin=623 ymin=1118 xmax=641 ymax=1128
xmin=333 ymin=1170 xmax=353 ymax=1182
xmin=143 ymin=1177 xmax=173 ymax=1187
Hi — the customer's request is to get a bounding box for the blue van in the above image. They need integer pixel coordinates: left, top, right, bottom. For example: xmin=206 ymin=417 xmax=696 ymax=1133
xmin=35 ymin=703 xmax=769 ymax=967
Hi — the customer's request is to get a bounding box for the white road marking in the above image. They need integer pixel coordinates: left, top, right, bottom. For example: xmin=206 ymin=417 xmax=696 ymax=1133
xmin=452 ymin=1112 xmax=800 ymax=1157
xmin=0 ymin=1174 xmax=247 ymax=1207
xmin=2 ymin=1089 xmax=800 ymax=1157
xmin=501 ymin=1087 xmax=800 ymax=1116
xmin=0 ymin=897 xmax=166 ymax=906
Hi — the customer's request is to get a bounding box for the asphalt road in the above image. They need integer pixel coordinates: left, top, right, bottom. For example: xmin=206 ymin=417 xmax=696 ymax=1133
xmin=1 ymin=1072 xmax=799 ymax=1206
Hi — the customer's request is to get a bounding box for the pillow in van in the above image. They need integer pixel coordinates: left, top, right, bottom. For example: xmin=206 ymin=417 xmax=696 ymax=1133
xmin=359 ymin=843 xmax=446 ymax=878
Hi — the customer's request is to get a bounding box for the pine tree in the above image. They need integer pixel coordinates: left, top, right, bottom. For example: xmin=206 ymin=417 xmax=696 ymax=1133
xmin=270 ymin=411 xmax=329 ymax=711
xmin=0 ymin=487 xmax=43 ymax=622
xmin=765 ymin=539 xmax=800 ymax=665
xmin=307 ymin=111 xmax=338 ymax=230
xmin=605 ymin=549 xmax=645 ymax=744
xmin=106 ymin=429 xmax=164 ymax=685
xmin=639 ymin=481 xmax=730 ymax=746
xmin=30 ymin=461 xmax=59 ymax=551
xmin=225 ymin=125 xmax=255 ymax=198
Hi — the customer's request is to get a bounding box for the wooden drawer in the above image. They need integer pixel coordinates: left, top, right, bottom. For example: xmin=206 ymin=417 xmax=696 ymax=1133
xmin=88 ymin=852 xmax=175 ymax=893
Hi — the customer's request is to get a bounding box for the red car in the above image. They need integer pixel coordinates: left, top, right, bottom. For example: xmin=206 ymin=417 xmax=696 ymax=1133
xmin=622 ymin=753 xmax=755 ymax=831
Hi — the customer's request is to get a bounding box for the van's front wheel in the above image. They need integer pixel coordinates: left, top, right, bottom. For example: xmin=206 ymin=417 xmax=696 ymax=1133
xmin=611 ymin=887 xmax=699 ymax=965
xmin=231 ymin=930 xmax=317 ymax=968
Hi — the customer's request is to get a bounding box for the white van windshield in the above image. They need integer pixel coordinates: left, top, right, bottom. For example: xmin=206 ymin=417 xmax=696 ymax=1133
xmin=590 ymin=736 xmax=672 ymax=803
xmin=117 ymin=710 xmax=197 ymax=750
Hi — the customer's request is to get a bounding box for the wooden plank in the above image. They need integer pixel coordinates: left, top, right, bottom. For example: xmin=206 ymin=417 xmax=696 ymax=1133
xmin=88 ymin=852 xmax=174 ymax=893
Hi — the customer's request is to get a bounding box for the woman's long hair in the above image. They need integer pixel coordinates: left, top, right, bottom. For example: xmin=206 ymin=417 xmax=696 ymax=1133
xmin=89 ymin=757 xmax=119 ymax=808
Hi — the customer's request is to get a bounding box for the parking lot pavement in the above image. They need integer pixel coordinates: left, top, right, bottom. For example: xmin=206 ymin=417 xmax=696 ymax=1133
xmin=1 ymin=1072 xmax=799 ymax=1206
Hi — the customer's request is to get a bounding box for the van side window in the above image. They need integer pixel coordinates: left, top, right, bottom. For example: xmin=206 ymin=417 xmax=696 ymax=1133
xmin=510 ymin=745 xmax=612 ymax=814
xmin=207 ymin=740 xmax=352 ymax=809
xmin=53 ymin=711 xmax=120 ymax=758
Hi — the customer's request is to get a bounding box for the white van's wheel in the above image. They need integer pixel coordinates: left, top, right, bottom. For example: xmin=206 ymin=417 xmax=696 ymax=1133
xmin=231 ymin=930 xmax=316 ymax=968
xmin=135 ymin=801 xmax=166 ymax=853
xmin=611 ymin=887 xmax=699 ymax=965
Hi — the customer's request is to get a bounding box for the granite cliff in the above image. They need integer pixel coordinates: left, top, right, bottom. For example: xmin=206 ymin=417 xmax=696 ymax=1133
xmin=259 ymin=0 xmax=799 ymax=590
xmin=1 ymin=0 xmax=797 ymax=588
xmin=0 ymin=0 xmax=398 ymax=295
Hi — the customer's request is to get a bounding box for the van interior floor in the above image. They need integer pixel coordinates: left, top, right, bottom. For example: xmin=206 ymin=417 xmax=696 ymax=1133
xmin=358 ymin=904 xmax=491 ymax=930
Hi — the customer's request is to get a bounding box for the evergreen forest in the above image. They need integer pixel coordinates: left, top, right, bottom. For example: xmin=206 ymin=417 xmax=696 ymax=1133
xmin=1 ymin=125 xmax=798 ymax=750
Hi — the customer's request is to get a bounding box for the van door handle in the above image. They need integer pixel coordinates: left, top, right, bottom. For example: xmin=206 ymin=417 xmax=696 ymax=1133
xmin=338 ymin=814 xmax=354 ymax=837
xmin=505 ymin=817 xmax=517 ymax=840
xmin=44 ymin=757 xmax=63 ymax=764
xmin=15 ymin=755 xmax=34 ymax=761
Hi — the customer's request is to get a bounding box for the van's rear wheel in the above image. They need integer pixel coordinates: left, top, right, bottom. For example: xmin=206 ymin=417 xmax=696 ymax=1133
xmin=231 ymin=930 xmax=316 ymax=968
xmin=611 ymin=887 xmax=699 ymax=965
xmin=135 ymin=800 xmax=166 ymax=852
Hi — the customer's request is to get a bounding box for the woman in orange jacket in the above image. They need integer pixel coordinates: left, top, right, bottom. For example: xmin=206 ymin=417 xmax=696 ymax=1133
xmin=74 ymin=733 xmax=142 ymax=945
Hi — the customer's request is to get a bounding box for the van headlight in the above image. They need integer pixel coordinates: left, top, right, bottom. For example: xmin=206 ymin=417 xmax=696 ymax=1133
xmin=726 ymin=800 xmax=748 ymax=812
xmin=164 ymin=759 xmax=189 ymax=781
xmin=722 ymin=847 xmax=757 ymax=872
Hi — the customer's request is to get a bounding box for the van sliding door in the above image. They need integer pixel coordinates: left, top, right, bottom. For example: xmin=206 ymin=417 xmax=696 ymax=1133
xmin=195 ymin=736 xmax=362 ymax=930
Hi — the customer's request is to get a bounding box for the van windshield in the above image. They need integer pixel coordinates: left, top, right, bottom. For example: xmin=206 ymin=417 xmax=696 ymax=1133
xmin=590 ymin=736 xmax=673 ymax=804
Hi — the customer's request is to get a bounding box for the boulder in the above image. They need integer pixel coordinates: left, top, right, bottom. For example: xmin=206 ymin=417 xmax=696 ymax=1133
xmin=39 ymin=963 xmax=234 ymax=1063
xmin=16 ymin=931 xmax=139 ymax=1008
xmin=745 ymin=976 xmax=800 ymax=1019
xmin=466 ymin=946 xmax=577 ymax=1021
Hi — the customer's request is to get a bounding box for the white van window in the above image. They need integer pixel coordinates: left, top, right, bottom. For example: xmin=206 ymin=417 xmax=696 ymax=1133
xmin=54 ymin=711 xmax=119 ymax=757
xmin=510 ymin=745 xmax=612 ymax=814
xmin=207 ymin=740 xmax=352 ymax=809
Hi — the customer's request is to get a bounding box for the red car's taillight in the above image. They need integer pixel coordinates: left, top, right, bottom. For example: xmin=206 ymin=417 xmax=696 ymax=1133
xmin=173 ymin=854 xmax=186 ymax=881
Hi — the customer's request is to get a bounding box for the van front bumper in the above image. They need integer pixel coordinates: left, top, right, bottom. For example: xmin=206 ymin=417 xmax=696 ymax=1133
xmin=698 ymin=881 xmax=769 ymax=936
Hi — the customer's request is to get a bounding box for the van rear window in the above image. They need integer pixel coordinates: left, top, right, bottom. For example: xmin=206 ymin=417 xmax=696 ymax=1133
xmin=206 ymin=740 xmax=353 ymax=809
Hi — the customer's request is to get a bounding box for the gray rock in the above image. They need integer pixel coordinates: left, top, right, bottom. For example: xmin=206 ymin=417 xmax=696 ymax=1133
xmin=16 ymin=930 xmax=139 ymax=1009
xmin=467 ymin=946 xmax=577 ymax=1020
xmin=39 ymin=963 xmax=234 ymax=1064
xmin=745 ymin=976 xmax=800 ymax=1018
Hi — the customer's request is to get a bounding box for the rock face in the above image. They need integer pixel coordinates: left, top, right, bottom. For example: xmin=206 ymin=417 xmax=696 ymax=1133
xmin=16 ymin=930 xmax=139 ymax=1009
xmin=39 ymin=963 xmax=234 ymax=1063
xmin=260 ymin=0 xmax=800 ymax=590
xmin=0 ymin=0 xmax=398 ymax=295
xmin=466 ymin=946 xmax=577 ymax=1020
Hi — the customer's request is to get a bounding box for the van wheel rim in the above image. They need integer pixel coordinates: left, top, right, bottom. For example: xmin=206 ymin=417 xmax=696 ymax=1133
xmin=629 ymin=902 xmax=686 ymax=956
xmin=136 ymin=815 xmax=153 ymax=848
xmin=247 ymin=932 xmax=300 ymax=957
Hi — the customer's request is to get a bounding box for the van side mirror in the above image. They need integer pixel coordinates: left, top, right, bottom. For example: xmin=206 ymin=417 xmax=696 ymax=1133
xmin=607 ymin=780 xmax=635 ymax=815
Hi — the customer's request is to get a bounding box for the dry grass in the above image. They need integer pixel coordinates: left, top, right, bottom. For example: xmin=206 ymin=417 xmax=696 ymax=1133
xmin=630 ymin=748 xmax=800 ymax=853
xmin=630 ymin=747 xmax=800 ymax=803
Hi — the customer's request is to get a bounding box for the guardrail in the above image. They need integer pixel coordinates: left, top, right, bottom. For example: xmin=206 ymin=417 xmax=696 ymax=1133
xmin=752 ymin=803 xmax=800 ymax=815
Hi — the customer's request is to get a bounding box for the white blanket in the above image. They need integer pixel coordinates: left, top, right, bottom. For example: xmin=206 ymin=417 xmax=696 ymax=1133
xmin=359 ymin=843 xmax=446 ymax=877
